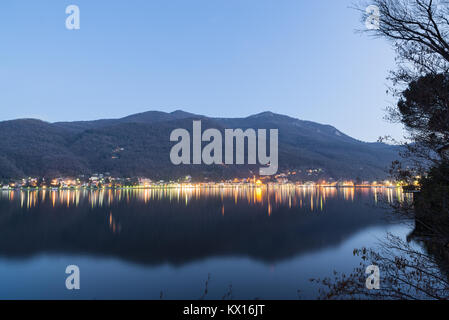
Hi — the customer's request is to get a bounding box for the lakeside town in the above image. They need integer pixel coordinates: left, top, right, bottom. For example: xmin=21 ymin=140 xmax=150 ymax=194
xmin=0 ymin=171 xmax=418 ymax=191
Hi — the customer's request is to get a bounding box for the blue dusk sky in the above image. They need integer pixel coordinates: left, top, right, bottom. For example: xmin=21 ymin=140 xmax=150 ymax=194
xmin=0 ymin=0 xmax=404 ymax=142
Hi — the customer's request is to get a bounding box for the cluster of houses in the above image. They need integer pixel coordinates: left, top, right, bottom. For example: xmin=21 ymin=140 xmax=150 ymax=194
xmin=0 ymin=174 xmax=196 ymax=190
xmin=0 ymin=167 xmax=410 ymax=190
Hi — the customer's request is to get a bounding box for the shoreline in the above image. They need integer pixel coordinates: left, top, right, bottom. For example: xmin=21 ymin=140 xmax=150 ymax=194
xmin=0 ymin=184 xmax=403 ymax=191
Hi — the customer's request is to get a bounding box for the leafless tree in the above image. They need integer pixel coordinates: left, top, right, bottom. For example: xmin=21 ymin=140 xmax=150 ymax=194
xmin=356 ymin=1 xmax=449 ymax=173
xmin=358 ymin=0 xmax=449 ymax=84
xmin=313 ymin=1 xmax=449 ymax=300
xmin=312 ymin=234 xmax=449 ymax=300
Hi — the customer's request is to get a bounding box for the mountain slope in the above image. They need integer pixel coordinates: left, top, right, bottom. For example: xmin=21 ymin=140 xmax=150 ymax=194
xmin=0 ymin=111 xmax=400 ymax=180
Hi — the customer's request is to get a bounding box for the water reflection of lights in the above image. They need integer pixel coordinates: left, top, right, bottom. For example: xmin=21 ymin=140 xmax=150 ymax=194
xmin=108 ymin=211 xmax=121 ymax=234
xmin=0 ymin=186 xmax=413 ymax=213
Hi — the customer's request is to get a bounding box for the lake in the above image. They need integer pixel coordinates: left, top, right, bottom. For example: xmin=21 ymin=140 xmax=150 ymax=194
xmin=0 ymin=186 xmax=413 ymax=299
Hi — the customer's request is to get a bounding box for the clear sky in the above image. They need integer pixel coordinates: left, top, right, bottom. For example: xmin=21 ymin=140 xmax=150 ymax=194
xmin=0 ymin=0 xmax=404 ymax=142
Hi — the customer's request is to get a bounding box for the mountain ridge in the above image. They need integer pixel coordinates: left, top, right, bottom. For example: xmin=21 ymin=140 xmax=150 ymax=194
xmin=0 ymin=110 xmax=400 ymax=180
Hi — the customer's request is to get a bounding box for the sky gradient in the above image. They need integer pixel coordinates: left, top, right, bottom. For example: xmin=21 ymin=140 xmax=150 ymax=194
xmin=0 ymin=0 xmax=404 ymax=142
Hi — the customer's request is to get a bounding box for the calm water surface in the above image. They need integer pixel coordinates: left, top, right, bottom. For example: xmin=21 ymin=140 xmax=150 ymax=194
xmin=0 ymin=186 xmax=413 ymax=299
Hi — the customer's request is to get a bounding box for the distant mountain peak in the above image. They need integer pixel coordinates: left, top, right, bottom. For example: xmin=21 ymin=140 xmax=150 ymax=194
xmin=171 ymin=109 xmax=189 ymax=115
xmin=249 ymin=111 xmax=279 ymax=118
xmin=247 ymin=111 xmax=300 ymax=123
xmin=170 ymin=110 xmax=198 ymax=117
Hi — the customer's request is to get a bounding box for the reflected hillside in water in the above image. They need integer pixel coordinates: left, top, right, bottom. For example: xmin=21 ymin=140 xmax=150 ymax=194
xmin=0 ymin=186 xmax=412 ymax=266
